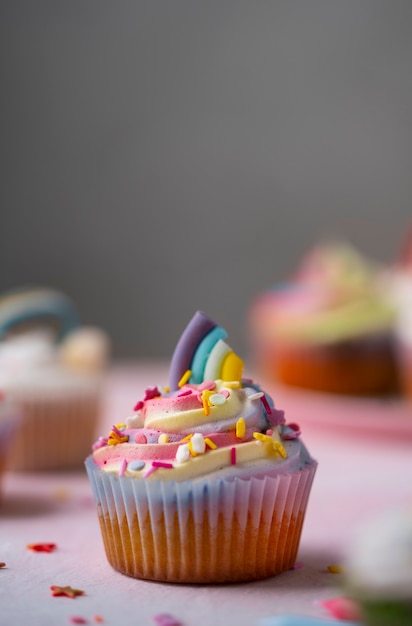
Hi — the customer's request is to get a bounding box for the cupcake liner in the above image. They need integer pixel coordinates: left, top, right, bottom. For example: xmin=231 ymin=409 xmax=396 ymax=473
xmin=9 ymin=390 xmax=101 ymax=471
xmin=85 ymin=457 xmax=317 ymax=583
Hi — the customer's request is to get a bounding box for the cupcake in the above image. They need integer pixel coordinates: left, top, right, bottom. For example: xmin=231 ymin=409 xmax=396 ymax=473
xmin=0 ymin=286 xmax=110 ymax=471
xmin=344 ymin=507 xmax=412 ymax=625
xmin=0 ymin=394 xmax=20 ymax=497
xmin=248 ymin=242 xmax=398 ymax=395
xmin=85 ymin=310 xmax=317 ymax=583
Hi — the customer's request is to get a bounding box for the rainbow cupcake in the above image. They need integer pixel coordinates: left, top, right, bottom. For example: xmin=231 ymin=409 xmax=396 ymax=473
xmin=248 ymin=243 xmax=398 ymax=395
xmin=0 ymin=286 xmax=110 ymax=471
xmin=86 ymin=311 xmax=317 ymax=583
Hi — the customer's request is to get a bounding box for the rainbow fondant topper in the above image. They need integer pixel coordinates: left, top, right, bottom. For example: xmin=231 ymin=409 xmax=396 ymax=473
xmin=169 ymin=311 xmax=244 ymax=390
xmin=0 ymin=287 xmax=80 ymax=341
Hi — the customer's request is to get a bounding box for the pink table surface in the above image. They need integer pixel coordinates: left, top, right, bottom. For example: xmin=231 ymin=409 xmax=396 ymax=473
xmin=1 ymin=362 xmax=411 ymax=626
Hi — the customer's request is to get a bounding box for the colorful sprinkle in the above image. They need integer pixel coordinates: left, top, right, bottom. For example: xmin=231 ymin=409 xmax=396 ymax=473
xmin=69 ymin=617 xmax=88 ymax=625
xmin=129 ymin=461 xmax=145 ymax=471
xmin=260 ymin=395 xmax=271 ymax=413
xmin=253 ymin=432 xmax=273 ymax=444
xmin=209 ymin=393 xmax=227 ymax=406
xmin=152 ymin=461 xmax=174 ymax=469
xmin=321 ymin=596 xmax=363 ymax=621
xmin=220 ymin=389 xmax=230 ymax=398
xmin=158 ymin=433 xmax=169 ymax=444
xmin=198 ymin=380 xmax=216 ymax=391
xmin=143 ymin=465 xmax=157 ymax=479
xmin=248 ymin=391 xmax=264 ymax=400
xmin=230 ymin=447 xmax=236 ymax=465
xmin=108 ymin=425 xmax=129 ymax=446
xmin=133 ymin=400 xmax=144 ymax=411
xmin=292 ymin=561 xmax=304 ymax=570
xmin=118 ymin=459 xmax=127 ymax=477
xmin=235 ymin=417 xmax=246 ymax=439
xmin=0 ymin=562 xmax=6 ymax=568
xmin=179 ymin=433 xmax=194 ymax=442
xmin=224 ymin=381 xmax=241 ymax=388
xmin=176 ymin=443 xmax=190 ymax=463
xmin=50 ymin=585 xmax=85 ymax=598
xmin=273 ymin=441 xmax=288 ymax=458
xmin=178 ymin=370 xmax=192 ymax=388
xmin=177 ymin=389 xmax=192 ymax=397
xmin=191 ymin=433 xmax=206 ymax=454
xmin=134 ymin=432 xmax=147 ymax=444
xmin=27 ymin=543 xmax=57 ymax=553
xmin=144 ymin=386 xmax=161 ymax=400
xmin=204 ymin=437 xmax=217 ymax=450
xmin=327 ymin=564 xmax=344 ymax=574
xmin=187 ymin=440 xmax=197 ymax=457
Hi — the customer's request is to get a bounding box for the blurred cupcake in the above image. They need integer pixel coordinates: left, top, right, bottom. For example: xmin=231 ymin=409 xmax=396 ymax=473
xmin=0 ymin=287 xmax=110 ymax=471
xmin=86 ymin=310 xmax=317 ymax=583
xmin=248 ymin=243 xmax=398 ymax=395
xmin=344 ymin=507 xmax=412 ymax=625
xmin=0 ymin=393 xmax=20 ymax=497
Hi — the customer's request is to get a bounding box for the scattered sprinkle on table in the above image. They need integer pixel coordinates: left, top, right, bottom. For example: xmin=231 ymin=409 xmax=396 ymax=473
xmin=69 ymin=617 xmax=88 ymax=624
xmin=327 ymin=564 xmax=344 ymax=574
xmin=0 ymin=562 xmax=6 ymax=568
xmin=153 ymin=614 xmax=183 ymax=626
xmin=50 ymin=585 xmax=85 ymax=598
xmin=28 ymin=542 xmax=57 ymax=553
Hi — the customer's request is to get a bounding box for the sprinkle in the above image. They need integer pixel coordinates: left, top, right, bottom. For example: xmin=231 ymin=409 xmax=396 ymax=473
xmin=177 ymin=389 xmax=192 ymax=397
xmin=327 ymin=564 xmax=345 ymax=574
xmin=69 ymin=617 xmax=88 ymax=624
xmin=152 ymin=461 xmax=174 ymax=469
xmin=230 ymin=447 xmax=236 ymax=465
xmin=266 ymin=429 xmax=273 ymax=436
xmin=115 ymin=423 xmax=126 ymax=430
xmin=158 ymin=433 xmax=169 ymax=444
xmin=235 ymin=418 xmax=246 ymax=439
xmin=143 ymin=465 xmax=157 ymax=478
xmin=153 ymin=613 xmax=183 ymax=626
xmin=108 ymin=425 xmax=129 ymax=446
xmin=179 ymin=433 xmax=194 ymax=442
xmin=248 ymin=391 xmax=264 ymax=400
xmin=27 ymin=543 xmax=56 ymax=553
xmin=187 ymin=440 xmax=197 ymax=457
xmin=178 ymin=370 xmax=192 ymax=388
xmin=176 ymin=443 xmax=190 ymax=463
xmin=50 ymin=585 xmax=85 ymax=598
xmin=219 ymin=389 xmax=230 ymax=398
xmin=273 ymin=441 xmax=288 ymax=458
xmin=197 ymin=380 xmax=216 ymax=391
xmin=134 ymin=432 xmax=147 ymax=444
xmin=224 ymin=381 xmax=241 ymax=388
xmin=92 ymin=437 xmax=109 ymax=451
xmin=253 ymin=432 xmax=273 ymax=444
xmin=0 ymin=562 xmax=6 ymax=568
xmin=133 ymin=400 xmax=144 ymax=411
xmin=292 ymin=561 xmax=304 ymax=570
xmin=201 ymin=390 xmax=211 ymax=416
xmin=163 ymin=387 xmax=170 ymax=393
xmin=321 ymin=596 xmax=363 ymax=621
xmin=129 ymin=461 xmax=145 ymax=471
xmin=209 ymin=393 xmax=227 ymax=406
xmin=260 ymin=395 xmax=271 ymax=413
xmin=191 ymin=433 xmax=206 ymax=454
xmin=144 ymin=386 xmax=161 ymax=400
xmin=118 ymin=459 xmax=127 ymax=477
xmin=267 ymin=408 xmax=285 ymax=426
xmin=204 ymin=437 xmax=217 ymax=450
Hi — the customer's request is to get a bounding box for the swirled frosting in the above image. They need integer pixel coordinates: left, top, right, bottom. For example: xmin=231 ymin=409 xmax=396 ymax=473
xmin=249 ymin=243 xmax=395 ymax=345
xmin=91 ymin=312 xmax=312 ymax=482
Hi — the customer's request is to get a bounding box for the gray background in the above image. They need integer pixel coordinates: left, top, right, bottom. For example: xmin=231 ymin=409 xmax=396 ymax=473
xmin=1 ymin=1 xmax=411 ymax=359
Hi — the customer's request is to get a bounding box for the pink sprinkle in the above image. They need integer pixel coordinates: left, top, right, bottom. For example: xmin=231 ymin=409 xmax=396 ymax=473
xmin=152 ymin=461 xmax=174 ymax=469
xmin=177 ymin=389 xmax=192 ymax=397
xmin=288 ymin=422 xmax=300 ymax=432
xmin=292 ymin=561 xmax=304 ymax=570
xmin=69 ymin=618 xmax=88 ymax=625
xmin=267 ymin=408 xmax=286 ymax=426
xmin=266 ymin=429 xmax=273 ymax=436
xmin=111 ymin=424 xmax=124 ymax=437
xmin=134 ymin=432 xmax=147 ymax=444
xmin=230 ymin=447 xmax=236 ymax=465
xmin=220 ymin=389 xmax=230 ymax=398
xmin=144 ymin=386 xmax=161 ymax=401
xmin=153 ymin=614 xmax=183 ymax=626
xmin=143 ymin=465 xmax=158 ymax=479
xmin=321 ymin=597 xmax=363 ymax=621
xmin=133 ymin=400 xmax=144 ymax=411
xmin=92 ymin=437 xmax=109 ymax=451
xmin=197 ymin=380 xmax=216 ymax=391
xmin=260 ymin=395 xmax=271 ymax=413
xmin=119 ymin=459 xmax=127 ymax=477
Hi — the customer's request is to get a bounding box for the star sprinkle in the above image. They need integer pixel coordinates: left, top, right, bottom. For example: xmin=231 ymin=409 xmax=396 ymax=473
xmin=50 ymin=585 xmax=85 ymax=598
xmin=143 ymin=386 xmax=161 ymax=400
xmin=28 ymin=543 xmax=57 ymax=553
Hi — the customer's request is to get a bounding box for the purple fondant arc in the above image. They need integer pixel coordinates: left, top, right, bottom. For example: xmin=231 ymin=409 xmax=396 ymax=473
xmin=169 ymin=311 xmax=217 ymax=390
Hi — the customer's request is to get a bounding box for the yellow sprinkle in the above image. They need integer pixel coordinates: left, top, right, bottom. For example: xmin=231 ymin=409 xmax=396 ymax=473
xmin=201 ymin=390 xmax=212 ymax=416
xmin=187 ymin=440 xmax=197 ymax=457
xmin=164 ymin=386 xmax=170 ymax=393
xmin=223 ymin=381 xmax=241 ymax=389
xmin=158 ymin=433 xmax=169 ymax=444
xmin=204 ymin=437 xmax=217 ymax=450
xmin=327 ymin=564 xmax=344 ymax=574
xmin=178 ymin=369 xmax=192 ymax=388
xmin=236 ymin=418 xmax=246 ymax=439
xmin=115 ymin=423 xmax=127 ymax=430
xmin=179 ymin=433 xmax=194 ymax=442
xmin=273 ymin=441 xmax=288 ymax=458
xmin=253 ymin=432 xmax=273 ymax=444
